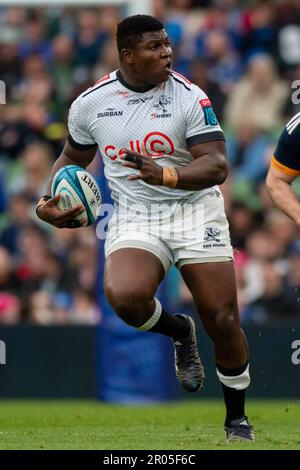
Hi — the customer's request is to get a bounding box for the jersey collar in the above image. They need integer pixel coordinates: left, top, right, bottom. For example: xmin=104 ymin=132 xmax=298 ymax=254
xmin=116 ymin=69 xmax=157 ymax=94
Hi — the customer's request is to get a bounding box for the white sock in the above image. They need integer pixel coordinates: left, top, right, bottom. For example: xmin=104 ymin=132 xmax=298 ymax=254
xmin=138 ymin=298 xmax=162 ymax=331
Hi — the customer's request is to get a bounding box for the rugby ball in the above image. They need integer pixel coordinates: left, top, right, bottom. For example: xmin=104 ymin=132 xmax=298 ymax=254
xmin=51 ymin=165 xmax=101 ymax=227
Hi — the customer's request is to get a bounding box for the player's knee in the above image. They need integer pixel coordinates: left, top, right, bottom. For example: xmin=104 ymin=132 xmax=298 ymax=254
xmin=204 ymin=304 xmax=240 ymax=345
xmin=105 ymin=283 xmax=151 ymax=324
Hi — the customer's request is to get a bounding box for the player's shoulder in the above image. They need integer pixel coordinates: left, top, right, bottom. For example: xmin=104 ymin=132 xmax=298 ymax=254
xmin=275 ymin=112 xmax=300 ymax=160
xmin=71 ymin=71 xmax=118 ymax=108
xmin=171 ymin=70 xmax=192 ymax=91
xmin=278 ymin=112 xmax=300 ymax=150
xmin=170 ymin=71 xmax=206 ymax=97
xmin=82 ymin=71 xmax=118 ymax=99
xmin=283 ymin=112 xmax=300 ymax=138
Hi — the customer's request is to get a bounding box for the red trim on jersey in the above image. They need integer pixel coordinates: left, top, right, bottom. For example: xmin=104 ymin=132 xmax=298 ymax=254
xmin=172 ymin=71 xmax=192 ymax=85
xmin=95 ymin=74 xmax=111 ymax=85
xmin=200 ymin=98 xmax=212 ymax=107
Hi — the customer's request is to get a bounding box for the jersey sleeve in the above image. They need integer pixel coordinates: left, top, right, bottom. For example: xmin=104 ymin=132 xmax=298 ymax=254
xmin=67 ymin=96 xmax=96 ymax=149
xmin=185 ymin=86 xmax=225 ymax=147
xmin=272 ymin=114 xmax=300 ymax=176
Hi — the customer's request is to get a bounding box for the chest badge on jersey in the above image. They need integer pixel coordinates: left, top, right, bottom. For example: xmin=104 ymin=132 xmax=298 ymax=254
xmin=154 ymin=95 xmax=172 ymax=113
xmin=151 ymin=94 xmax=172 ymax=118
xmin=200 ymin=99 xmax=218 ymax=126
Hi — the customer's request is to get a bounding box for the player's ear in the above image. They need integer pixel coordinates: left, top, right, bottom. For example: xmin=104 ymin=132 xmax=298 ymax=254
xmin=120 ymin=48 xmax=134 ymax=64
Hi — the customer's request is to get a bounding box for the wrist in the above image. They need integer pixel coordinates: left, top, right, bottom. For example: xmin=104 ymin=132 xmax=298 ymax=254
xmin=36 ymin=195 xmax=51 ymax=215
xmin=162 ymin=167 xmax=178 ymax=188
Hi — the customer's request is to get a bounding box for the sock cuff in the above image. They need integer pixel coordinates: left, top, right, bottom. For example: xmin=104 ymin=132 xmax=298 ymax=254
xmin=216 ymin=364 xmax=250 ymax=390
xmin=216 ymin=361 xmax=249 ymax=377
xmin=138 ymin=298 xmax=162 ymax=331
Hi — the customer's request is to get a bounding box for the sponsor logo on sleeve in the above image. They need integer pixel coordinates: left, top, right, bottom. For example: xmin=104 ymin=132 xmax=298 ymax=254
xmin=199 ymin=99 xmax=218 ymax=126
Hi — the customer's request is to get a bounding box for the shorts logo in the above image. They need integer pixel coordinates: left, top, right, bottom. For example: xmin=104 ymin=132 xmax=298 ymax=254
xmin=204 ymin=227 xmax=221 ymax=243
xmin=199 ymin=99 xmax=218 ymax=126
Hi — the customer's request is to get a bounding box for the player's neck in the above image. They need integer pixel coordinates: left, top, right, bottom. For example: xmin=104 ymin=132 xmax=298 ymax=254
xmin=117 ymin=68 xmax=157 ymax=93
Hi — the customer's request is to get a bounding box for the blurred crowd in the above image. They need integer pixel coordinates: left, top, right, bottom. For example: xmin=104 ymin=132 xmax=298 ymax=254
xmin=0 ymin=0 xmax=300 ymax=325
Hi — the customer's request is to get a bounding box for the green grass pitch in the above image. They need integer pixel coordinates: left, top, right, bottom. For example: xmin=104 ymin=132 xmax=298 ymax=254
xmin=0 ymin=400 xmax=299 ymax=450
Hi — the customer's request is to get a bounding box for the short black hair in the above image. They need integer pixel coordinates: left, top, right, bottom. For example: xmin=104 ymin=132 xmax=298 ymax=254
xmin=116 ymin=15 xmax=164 ymax=54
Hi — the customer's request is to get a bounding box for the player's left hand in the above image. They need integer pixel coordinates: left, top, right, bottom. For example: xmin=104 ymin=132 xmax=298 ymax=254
xmin=120 ymin=145 xmax=163 ymax=185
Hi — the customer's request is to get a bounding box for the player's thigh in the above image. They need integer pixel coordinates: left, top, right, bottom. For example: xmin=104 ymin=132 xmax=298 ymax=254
xmin=180 ymin=261 xmax=239 ymax=320
xmin=104 ymin=247 xmax=165 ymax=300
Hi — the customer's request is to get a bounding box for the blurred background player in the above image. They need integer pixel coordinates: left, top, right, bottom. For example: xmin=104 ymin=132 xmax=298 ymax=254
xmin=36 ymin=14 xmax=253 ymax=442
xmin=266 ymin=112 xmax=300 ymax=226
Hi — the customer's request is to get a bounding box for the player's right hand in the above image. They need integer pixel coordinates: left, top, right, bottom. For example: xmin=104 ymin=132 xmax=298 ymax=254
xmin=36 ymin=194 xmax=86 ymax=228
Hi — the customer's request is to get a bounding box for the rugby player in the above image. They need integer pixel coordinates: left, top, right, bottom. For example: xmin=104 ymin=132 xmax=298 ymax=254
xmin=266 ymin=112 xmax=300 ymax=224
xmin=36 ymin=15 xmax=254 ymax=442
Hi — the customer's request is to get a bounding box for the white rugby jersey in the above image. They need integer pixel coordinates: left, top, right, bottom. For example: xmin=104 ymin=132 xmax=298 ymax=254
xmin=68 ymin=69 xmax=225 ymax=212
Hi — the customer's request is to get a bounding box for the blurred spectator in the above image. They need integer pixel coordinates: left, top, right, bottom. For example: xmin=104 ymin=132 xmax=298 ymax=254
xmin=240 ymin=229 xmax=285 ymax=308
xmin=197 ymin=30 xmax=242 ymax=94
xmin=50 ymin=35 xmax=75 ymax=108
xmin=274 ymin=0 xmax=300 ymax=71
xmin=28 ymin=290 xmax=55 ymax=324
xmin=284 ymin=240 xmax=300 ymax=307
xmin=265 ymin=209 xmax=297 ymax=254
xmin=189 ymin=58 xmax=227 ymax=123
xmin=243 ymin=260 xmax=297 ymax=326
xmin=19 ymin=16 xmax=52 ymax=63
xmin=226 ymin=121 xmax=274 ymax=184
xmin=68 ymin=228 xmax=98 ymax=292
xmin=74 ymin=9 xmax=108 ymax=68
xmin=240 ymin=2 xmax=277 ymax=60
xmin=8 ymin=142 xmax=54 ymax=199
xmin=0 ymin=170 xmax=6 ymax=214
xmin=229 ymin=201 xmax=261 ymax=250
xmin=71 ymin=289 xmax=101 ymax=324
xmin=0 ymin=35 xmax=22 ymax=96
xmin=93 ymin=39 xmax=119 ymax=82
xmin=246 ymin=228 xmax=285 ymax=263
xmin=277 ymin=23 xmax=300 ymax=71
xmin=225 ymin=54 xmax=289 ymax=132
xmin=28 ymin=288 xmax=100 ymax=325
xmin=0 ymin=190 xmax=33 ymax=254
xmin=0 ymin=293 xmax=21 ymax=324
xmin=0 ymin=246 xmax=21 ymax=295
